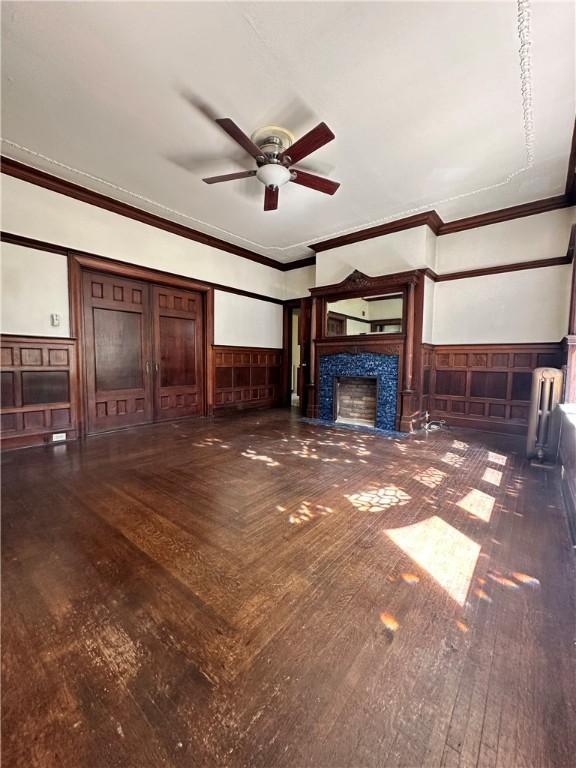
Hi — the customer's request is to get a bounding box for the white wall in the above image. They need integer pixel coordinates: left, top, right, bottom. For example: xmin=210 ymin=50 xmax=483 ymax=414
xmin=432 ymin=265 xmax=572 ymax=344
xmin=1 ymin=175 xmax=286 ymax=346
xmin=2 ymin=175 xmax=286 ymax=299
xmin=315 ymin=225 xmax=434 ymax=287
xmin=1 ymin=243 xmax=70 ymax=336
xmin=284 ymin=264 xmax=314 ymax=299
xmin=422 ymin=276 xmax=435 ymax=344
xmin=214 ymin=291 xmax=282 ymax=348
xmin=314 ymin=208 xmax=575 ymax=344
xmin=437 ymin=208 xmax=576 ymax=273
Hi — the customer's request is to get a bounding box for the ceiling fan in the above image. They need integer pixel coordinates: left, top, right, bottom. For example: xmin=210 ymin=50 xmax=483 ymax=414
xmin=202 ymin=119 xmax=340 ymax=211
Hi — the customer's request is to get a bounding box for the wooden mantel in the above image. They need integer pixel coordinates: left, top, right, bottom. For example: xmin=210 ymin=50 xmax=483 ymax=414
xmin=308 ymin=269 xmax=426 ymax=432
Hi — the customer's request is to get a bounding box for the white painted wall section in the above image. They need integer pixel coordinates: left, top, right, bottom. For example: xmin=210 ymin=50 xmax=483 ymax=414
xmin=1 ymin=243 xmax=70 ymax=336
xmin=422 ymin=276 xmax=435 ymax=344
xmin=2 ymin=175 xmax=286 ymax=299
xmin=214 ymin=291 xmax=283 ymax=348
xmin=432 ymin=265 xmax=571 ymax=344
xmin=284 ymin=264 xmax=314 ymax=299
xmin=437 ymin=208 xmax=576 ymax=273
xmin=315 ymin=225 xmax=434 ymax=287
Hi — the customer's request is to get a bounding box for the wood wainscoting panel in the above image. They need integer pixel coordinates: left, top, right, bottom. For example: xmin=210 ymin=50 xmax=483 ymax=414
xmin=428 ymin=343 xmax=563 ymax=435
xmin=213 ymin=346 xmax=282 ymax=409
xmin=0 ymin=335 xmax=78 ymax=450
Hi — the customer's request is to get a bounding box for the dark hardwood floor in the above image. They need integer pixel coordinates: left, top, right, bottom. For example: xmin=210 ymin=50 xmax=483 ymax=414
xmin=2 ymin=410 xmax=575 ymax=768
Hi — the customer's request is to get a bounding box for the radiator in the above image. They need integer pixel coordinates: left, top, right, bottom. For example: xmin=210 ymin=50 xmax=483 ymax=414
xmin=526 ymin=367 xmax=563 ymax=462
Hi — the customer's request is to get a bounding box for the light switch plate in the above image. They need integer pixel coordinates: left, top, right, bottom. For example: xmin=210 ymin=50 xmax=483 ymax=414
xmin=50 ymin=313 xmax=61 ymax=327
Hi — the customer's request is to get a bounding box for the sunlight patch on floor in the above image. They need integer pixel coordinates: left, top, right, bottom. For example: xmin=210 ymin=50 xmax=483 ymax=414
xmin=482 ymin=467 xmax=503 ymax=486
xmin=488 ymin=451 xmax=507 ymax=466
xmin=414 ymin=466 xmax=447 ymax=489
xmin=385 ymin=516 xmax=481 ymax=605
xmin=346 ymin=485 xmax=411 ymax=513
xmin=242 ymin=450 xmax=280 ymax=467
xmin=441 ymin=452 xmax=466 ymax=468
xmin=456 ymin=488 xmax=495 ymax=522
xmin=288 ymin=501 xmax=335 ymax=525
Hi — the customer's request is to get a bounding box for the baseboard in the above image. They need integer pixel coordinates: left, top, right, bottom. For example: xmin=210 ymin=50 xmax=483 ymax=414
xmin=1 ymin=430 xmax=79 ymax=452
xmin=430 ymin=413 xmax=528 ymax=436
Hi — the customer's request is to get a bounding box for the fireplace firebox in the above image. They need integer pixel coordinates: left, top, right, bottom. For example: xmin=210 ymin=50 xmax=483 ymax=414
xmin=335 ymin=376 xmax=377 ymax=426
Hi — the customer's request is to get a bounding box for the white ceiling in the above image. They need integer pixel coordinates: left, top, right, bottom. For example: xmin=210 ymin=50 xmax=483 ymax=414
xmin=1 ymin=1 xmax=574 ymax=263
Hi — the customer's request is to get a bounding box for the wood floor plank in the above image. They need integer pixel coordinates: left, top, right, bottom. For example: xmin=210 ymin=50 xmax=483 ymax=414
xmin=2 ymin=410 xmax=575 ymax=767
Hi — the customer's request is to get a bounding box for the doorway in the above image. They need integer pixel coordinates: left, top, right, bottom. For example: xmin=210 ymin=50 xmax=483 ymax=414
xmin=291 ymin=307 xmax=301 ymax=408
xmin=81 ymin=269 xmax=206 ymax=434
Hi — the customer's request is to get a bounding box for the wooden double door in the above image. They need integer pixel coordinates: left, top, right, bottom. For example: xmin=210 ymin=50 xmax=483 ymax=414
xmin=82 ymin=271 xmax=205 ymax=434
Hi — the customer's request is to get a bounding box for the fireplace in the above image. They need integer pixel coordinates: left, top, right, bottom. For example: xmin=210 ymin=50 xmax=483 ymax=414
xmin=318 ymin=352 xmax=398 ymax=430
xmin=335 ymin=376 xmax=377 ymax=426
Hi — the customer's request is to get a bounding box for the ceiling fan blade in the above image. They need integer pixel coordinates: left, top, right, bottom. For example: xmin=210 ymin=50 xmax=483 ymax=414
xmin=280 ymin=122 xmax=335 ymax=164
xmin=264 ymin=186 xmax=279 ymax=211
xmin=202 ymin=170 xmax=257 ymax=184
xmin=290 ymin=169 xmax=340 ymax=195
xmin=215 ymin=118 xmax=264 ymax=160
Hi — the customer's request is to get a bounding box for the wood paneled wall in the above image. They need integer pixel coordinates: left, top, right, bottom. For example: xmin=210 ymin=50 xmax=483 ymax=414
xmin=423 ymin=343 xmax=563 ymax=435
xmin=559 ymin=407 xmax=576 ymax=545
xmin=1 ymin=335 xmax=78 ymax=449
xmin=213 ymin=346 xmax=282 ymax=409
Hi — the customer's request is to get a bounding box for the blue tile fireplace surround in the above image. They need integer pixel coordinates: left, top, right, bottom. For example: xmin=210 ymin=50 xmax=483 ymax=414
xmin=318 ymin=352 xmax=399 ymax=430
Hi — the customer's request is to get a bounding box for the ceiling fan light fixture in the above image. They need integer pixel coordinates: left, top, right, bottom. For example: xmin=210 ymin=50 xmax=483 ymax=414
xmin=256 ymin=163 xmax=291 ymax=189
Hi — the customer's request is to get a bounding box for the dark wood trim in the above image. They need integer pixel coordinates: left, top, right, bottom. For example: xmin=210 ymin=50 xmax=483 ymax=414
xmin=566 ymin=118 xmax=576 ymax=204
xmin=4 ymin=152 xmax=575 ymax=271
xmin=310 ymin=212 xmax=442 ymax=252
xmin=7 ymin=228 xmax=566 ymax=293
xmin=437 ymin=196 xmax=570 ymax=235
xmin=5 ymin=154 xmax=575 ymax=274
xmin=310 ymin=269 xmax=421 ymax=299
xmin=282 ymin=256 xmax=316 ymax=271
xmin=1 ymin=156 xmax=290 ymax=271
xmin=1 ymin=231 xmax=284 ymax=306
xmin=427 ymin=255 xmax=573 ymax=283
xmin=310 ymin=199 xmax=571 ymax=253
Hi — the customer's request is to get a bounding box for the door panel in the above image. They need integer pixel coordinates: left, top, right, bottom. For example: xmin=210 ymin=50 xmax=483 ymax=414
xmin=83 ymin=272 xmax=153 ymax=433
xmin=93 ymin=309 xmax=144 ymax=391
xmin=159 ymin=317 xmax=197 ymax=387
xmin=152 ymin=286 xmax=204 ymax=421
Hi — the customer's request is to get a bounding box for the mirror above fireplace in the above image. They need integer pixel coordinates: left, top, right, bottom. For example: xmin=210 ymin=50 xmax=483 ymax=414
xmin=326 ymin=293 xmax=403 ymax=337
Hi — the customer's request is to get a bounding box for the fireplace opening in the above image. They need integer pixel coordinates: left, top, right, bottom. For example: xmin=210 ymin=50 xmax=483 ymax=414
xmin=335 ymin=376 xmax=378 ymax=427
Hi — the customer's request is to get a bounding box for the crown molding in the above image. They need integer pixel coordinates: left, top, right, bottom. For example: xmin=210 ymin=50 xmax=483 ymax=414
xmin=437 ymin=195 xmax=570 ymax=235
xmin=310 ymin=195 xmax=571 ymax=252
xmin=3 ymin=140 xmax=575 ymax=269
xmin=0 ymin=155 xmax=292 ymax=272
xmin=426 ymin=255 xmax=572 ymax=283
xmin=310 ymin=212 xmax=442 ymax=253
